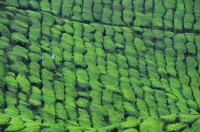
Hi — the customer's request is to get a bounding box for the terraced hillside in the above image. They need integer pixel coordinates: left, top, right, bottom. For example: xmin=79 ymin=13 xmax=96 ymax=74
xmin=0 ymin=0 xmax=200 ymax=131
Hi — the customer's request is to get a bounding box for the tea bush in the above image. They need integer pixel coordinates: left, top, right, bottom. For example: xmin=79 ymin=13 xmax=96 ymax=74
xmin=54 ymin=80 xmax=64 ymax=101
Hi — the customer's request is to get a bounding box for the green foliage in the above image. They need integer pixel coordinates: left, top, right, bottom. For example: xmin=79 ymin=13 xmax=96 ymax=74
xmin=0 ymin=113 xmax=10 ymax=125
xmin=5 ymin=0 xmax=19 ymax=7
xmin=13 ymin=45 xmax=28 ymax=60
xmin=167 ymin=123 xmax=187 ymax=132
xmin=76 ymin=68 xmax=89 ymax=89
xmin=102 ymin=5 xmax=112 ymax=24
xmin=29 ymin=86 xmax=41 ymax=106
xmin=186 ymin=56 xmax=197 ymax=68
xmin=123 ymin=9 xmax=134 ymax=26
xmin=10 ymin=61 xmax=28 ymax=74
xmin=103 ymin=36 xmax=116 ymax=52
xmin=74 ymin=52 xmax=86 ymax=68
xmin=136 ymin=98 xmax=149 ymax=120
xmin=5 ymin=117 xmax=25 ymax=131
xmin=123 ymin=102 xmax=137 ymax=116
xmin=51 ymin=0 xmax=61 ymax=15
xmin=174 ymin=33 xmax=187 ymax=53
xmin=11 ymin=32 xmax=29 ymax=44
xmin=41 ymin=53 xmax=56 ymax=70
xmin=42 ymin=69 xmax=53 ymax=81
xmin=134 ymin=38 xmax=146 ymax=53
xmin=0 ymin=36 xmax=9 ymax=49
xmin=54 ymin=81 xmax=64 ymax=101
xmin=76 ymin=98 xmax=89 ymax=108
xmin=55 ymin=103 xmax=67 ymax=121
xmin=134 ymin=12 xmax=151 ymax=27
xmin=16 ymin=73 xmax=30 ymax=93
xmin=40 ymin=0 xmax=51 ymax=12
xmin=140 ymin=117 xmax=163 ymax=132
xmin=117 ymin=54 xmax=128 ymax=68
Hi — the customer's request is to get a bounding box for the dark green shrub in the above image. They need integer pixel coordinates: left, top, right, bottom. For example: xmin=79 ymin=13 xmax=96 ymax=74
xmin=83 ymin=24 xmax=95 ymax=41
xmin=76 ymin=68 xmax=89 ymax=89
xmin=42 ymin=69 xmax=53 ymax=81
xmin=134 ymin=12 xmax=151 ymax=27
xmin=121 ymin=86 xmax=135 ymax=103
xmin=29 ymin=86 xmax=41 ymax=106
xmin=42 ymin=81 xmax=55 ymax=104
xmin=78 ymin=108 xmax=91 ymax=127
xmin=29 ymin=41 xmax=41 ymax=53
xmin=112 ymin=11 xmax=124 ymax=26
xmin=13 ymin=45 xmax=28 ymax=60
xmin=40 ymin=0 xmax=51 ymax=12
xmin=186 ymin=56 xmax=197 ymax=68
xmin=17 ymin=104 xmax=33 ymax=119
xmin=87 ymin=65 xmax=100 ymax=80
xmin=51 ymin=45 xmax=63 ymax=66
xmin=4 ymin=117 xmax=25 ymax=131
xmin=55 ymin=103 xmax=67 ymax=121
xmin=117 ymin=54 xmax=128 ymax=68
xmin=51 ymin=25 xmax=63 ymax=41
xmin=29 ymin=0 xmax=40 ymax=10
xmin=28 ymin=52 xmax=41 ymax=62
xmin=62 ymin=68 xmax=76 ymax=87
xmin=185 ymin=33 xmax=194 ymax=42
xmin=51 ymin=0 xmax=61 ymax=15
xmin=136 ymin=98 xmax=149 ymax=119
xmin=167 ymin=123 xmax=187 ymax=132
xmin=29 ymin=62 xmax=40 ymax=78
xmin=65 ymin=105 xmax=77 ymax=122
xmin=101 ymin=5 xmax=112 ymax=24
xmin=0 ymin=23 xmax=10 ymax=38
xmin=54 ymin=81 xmax=64 ymax=101
xmin=114 ymin=33 xmax=124 ymax=44
xmin=39 ymin=104 xmax=55 ymax=124
xmin=163 ymin=1 xmax=176 ymax=10
xmin=140 ymin=117 xmax=163 ymax=132
xmin=18 ymin=0 xmax=29 ymax=8
xmin=10 ymin=61 xmax=28 ymax=74
xmin=104 ymin=25 xmax=114 ymax=36
xmin=152 ymin=18 xmax=163 ymax=28
xmin=184 ymin=13 xmax=194 ymax=30
xmin=93 ymin=2 xmax=103 ymax=21
xmin=123 ymin=32 xmax=133 ymax=42
xmin=76 ymin=98 xmax=89 ymax=108
xmin=61 ymin=0 xmax=73 ymax=18
xmin=134 ymin=38 xmax=146 ymax=53
xmin=0 ymin=36 xmax=9 ymax=50
xmin=123 ymin=9 xmax=134 ymax=26
xmin=63 ymin=20 xmax=73 ymax=35
xmin=103 ymin=36 xmax=116 ymax=52
xmin=74 ymin=52 xmax=86 ymax=68
xmin=41 ymin=53 xmax=56 ymax=70
xmin=29 ymin=24 xmax=41 ymax=42
xmin=11 ymin=32 xmax=29 ymax=44
xmin=174 ymin=33 xmax=187 ymax=53
xmin=5 ymin=0 xmax=19 ymax=7
xmin=124 ymin=43 xmax=137 ymax=56
xmin=16 ymin=73 xmax=30 ymax=93
xmin=122 ymin=0 xmax=132 ymax=9
xmin=0 ymin=113 xmax=10 ymax=125
xmin=10 ymin=21 xmax=27 ymax=35
xmin=123 ymin=102 xmax=137 ymax=116
xmin=154 ymin=0 xmax=165 ymax=16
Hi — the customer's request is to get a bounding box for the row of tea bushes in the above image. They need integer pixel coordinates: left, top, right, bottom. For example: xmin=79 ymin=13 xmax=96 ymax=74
xmin=4 ymin=0 xmax=200 ymax=32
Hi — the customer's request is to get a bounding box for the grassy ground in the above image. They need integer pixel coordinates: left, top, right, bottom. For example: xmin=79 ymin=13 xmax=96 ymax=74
xmin=0 ymin=0 xmax=200 ymax=131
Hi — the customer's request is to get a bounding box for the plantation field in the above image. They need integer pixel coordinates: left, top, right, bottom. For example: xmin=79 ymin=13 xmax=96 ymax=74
xmin=0 ymin=0 xmax=200 ymax=131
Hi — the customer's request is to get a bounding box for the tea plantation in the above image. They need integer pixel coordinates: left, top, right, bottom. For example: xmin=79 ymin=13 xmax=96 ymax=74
xmin=0 ymin=0 xmax=200 ymax=131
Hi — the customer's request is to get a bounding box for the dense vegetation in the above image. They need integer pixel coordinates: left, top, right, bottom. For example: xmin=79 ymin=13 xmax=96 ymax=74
xmin=0 ymin=0 xmax=200 ymax=131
